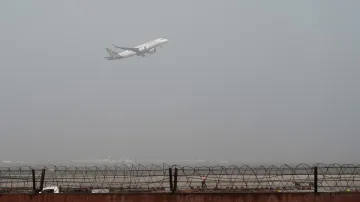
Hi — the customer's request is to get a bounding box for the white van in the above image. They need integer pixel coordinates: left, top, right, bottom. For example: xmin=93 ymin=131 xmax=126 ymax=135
xmin=39 ymin=186 xmax=60 ymax=193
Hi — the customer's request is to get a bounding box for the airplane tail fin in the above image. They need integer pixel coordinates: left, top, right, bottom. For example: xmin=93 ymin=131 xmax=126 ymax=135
xmin=105 ymin=48 xmax=118 ymax=57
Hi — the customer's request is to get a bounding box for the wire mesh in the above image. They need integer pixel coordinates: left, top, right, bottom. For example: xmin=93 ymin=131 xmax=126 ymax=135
xmin=0 ymin=163 xmax=359 ymax=193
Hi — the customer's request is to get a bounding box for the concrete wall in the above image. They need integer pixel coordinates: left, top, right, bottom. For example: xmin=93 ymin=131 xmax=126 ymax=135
xmin=1 ymin=193 xmax=360 ymax=202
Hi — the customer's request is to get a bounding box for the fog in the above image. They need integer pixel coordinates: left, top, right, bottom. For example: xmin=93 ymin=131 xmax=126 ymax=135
xmin=0 ymin=0 xmax=359 ymax=164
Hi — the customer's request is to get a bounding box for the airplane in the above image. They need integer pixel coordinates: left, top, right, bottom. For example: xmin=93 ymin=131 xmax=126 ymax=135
xmin=1 ymin=160 xmax=24 ymax=164
xmin=71 ymin=156 xmax=135 ymax=165
xmin=104 ymin=37 xmax=168 ymax=60
xmin=71 ymin=156 xmax=113 ymax=164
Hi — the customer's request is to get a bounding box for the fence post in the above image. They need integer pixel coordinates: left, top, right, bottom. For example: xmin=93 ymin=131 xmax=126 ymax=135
xmin=32 ymin=169 xmax=36 ymax=193
xmin=39 ymin=169 xmax=46 ymax=192
xmin=174 ymin=168 xmax=178 ymax=192
xmin=169 ymin=168 xmax=173 ymax=193
xmin=314 ymin=166 xmax=318 ymax=193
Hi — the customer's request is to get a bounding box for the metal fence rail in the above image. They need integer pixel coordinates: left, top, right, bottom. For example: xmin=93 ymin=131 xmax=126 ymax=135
xmin=0 ymin=163 xmax=359 ymax=193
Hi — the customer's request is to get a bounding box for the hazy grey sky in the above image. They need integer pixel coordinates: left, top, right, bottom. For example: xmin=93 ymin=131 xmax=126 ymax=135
xmin=1 ymin=0 xmax=359 ymax=164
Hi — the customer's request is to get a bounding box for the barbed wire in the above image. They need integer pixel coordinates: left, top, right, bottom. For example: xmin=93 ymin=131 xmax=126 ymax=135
xmin=0 ymin=163 xmax=359 ymax=193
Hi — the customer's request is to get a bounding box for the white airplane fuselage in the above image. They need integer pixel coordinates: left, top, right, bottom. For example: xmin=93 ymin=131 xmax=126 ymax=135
xmin=105 ymin=38 xmax=168 ymax=60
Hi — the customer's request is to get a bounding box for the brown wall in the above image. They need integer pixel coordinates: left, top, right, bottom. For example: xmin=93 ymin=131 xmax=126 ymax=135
xmin=1 ymin=193 xmax=360 ymax=202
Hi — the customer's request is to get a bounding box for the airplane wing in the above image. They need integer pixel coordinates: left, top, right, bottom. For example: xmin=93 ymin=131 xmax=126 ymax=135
xmin=112 ymin=44 xmax=140 ymax=53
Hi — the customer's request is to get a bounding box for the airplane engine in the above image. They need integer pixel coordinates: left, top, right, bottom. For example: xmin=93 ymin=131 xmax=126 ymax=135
xmin=147 ymin=48 xmax=156 ymax=54
xmin=138 ymin=46 xmax=147 ymax=52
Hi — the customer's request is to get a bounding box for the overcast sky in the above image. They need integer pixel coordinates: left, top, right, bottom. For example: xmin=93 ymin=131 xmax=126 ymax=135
xmin=0 ymin=0 xmax=359 ymax=164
